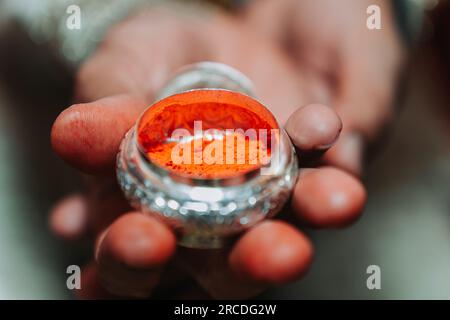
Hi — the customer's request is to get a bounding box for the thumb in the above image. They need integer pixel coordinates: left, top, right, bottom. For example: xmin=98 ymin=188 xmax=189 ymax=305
xmin=51 ymin=94 xmax=147 ymax=175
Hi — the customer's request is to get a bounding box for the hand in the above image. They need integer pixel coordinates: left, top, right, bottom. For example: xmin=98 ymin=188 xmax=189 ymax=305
xmin=246 ymin=0 xmax=406 ymax=174
xmin=50 ymin=4 xmax=377 ymax=298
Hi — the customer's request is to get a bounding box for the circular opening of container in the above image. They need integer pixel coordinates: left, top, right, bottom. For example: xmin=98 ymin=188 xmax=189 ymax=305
xmin=137 ymin=89 xmax=279 ymax=180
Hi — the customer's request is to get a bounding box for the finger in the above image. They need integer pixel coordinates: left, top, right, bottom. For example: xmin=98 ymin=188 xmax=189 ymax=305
xmin=96 ymin=212 xmax=176 ymax=298
xmin=285 ymin=103 xmax=342 ymax=159
xmin=229 ymin=220 xmax=313 ymax=284
xmin=291 ymin=167 xmax=366 ymax=228
xmin=49 ymin=193 xmax=89 ymax=240
xmin=51 ymin=94 xmax=147 ymax=175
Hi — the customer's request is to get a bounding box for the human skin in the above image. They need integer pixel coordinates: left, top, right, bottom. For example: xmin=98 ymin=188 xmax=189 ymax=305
xmin=50 ymin=0 xmax=403 ymax=299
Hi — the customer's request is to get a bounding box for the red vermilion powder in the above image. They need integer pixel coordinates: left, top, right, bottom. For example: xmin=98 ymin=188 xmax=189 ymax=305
xmin=137 ymin=90 xmax=278 ymax=179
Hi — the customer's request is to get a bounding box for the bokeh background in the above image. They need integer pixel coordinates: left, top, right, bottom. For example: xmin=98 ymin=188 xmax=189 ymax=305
xmin=0 ymin=0 xmax=450 ymax=299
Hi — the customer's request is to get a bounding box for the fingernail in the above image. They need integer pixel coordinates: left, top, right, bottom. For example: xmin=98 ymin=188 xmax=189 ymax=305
xmin=286 ymin=104 xmax=342 ymax=152
xmin=315 ymin=126 xmax=341 ymax=150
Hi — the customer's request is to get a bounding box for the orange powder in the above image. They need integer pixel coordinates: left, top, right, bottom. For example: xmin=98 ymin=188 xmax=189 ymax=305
xmin=137 ymin=90 xmax=278 ymax=179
